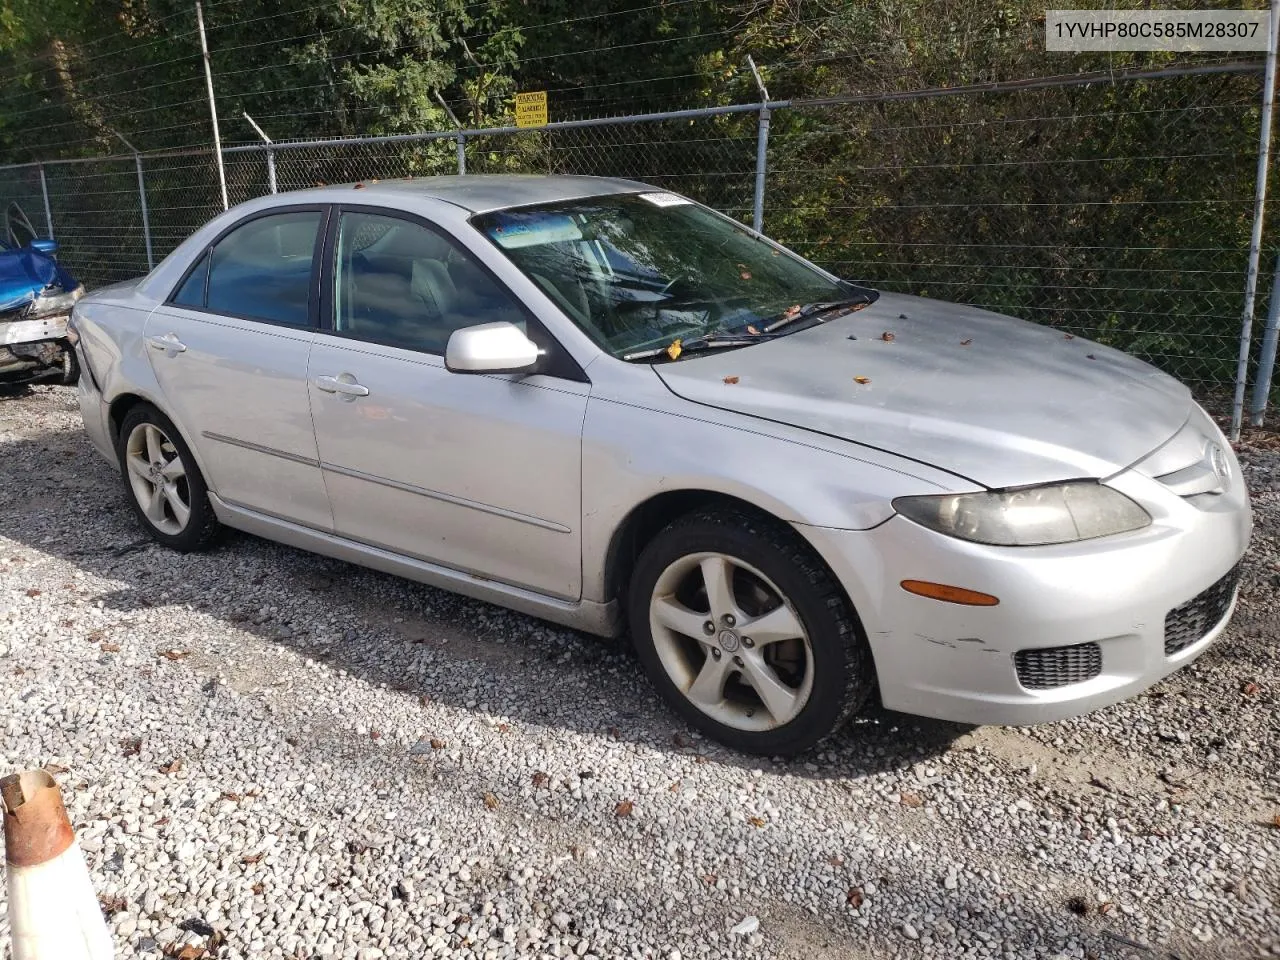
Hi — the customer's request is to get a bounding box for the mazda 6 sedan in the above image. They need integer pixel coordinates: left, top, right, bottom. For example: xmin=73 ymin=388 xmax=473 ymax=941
xmin=69 ymin=175 xmax=1252 ymax=755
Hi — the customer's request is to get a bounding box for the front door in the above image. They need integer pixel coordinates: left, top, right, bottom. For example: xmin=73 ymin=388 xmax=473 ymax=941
xmin=145 ymin=207 xmax=332 ymax=530
xmin=307 ymin=208 xmax=588 ymax=600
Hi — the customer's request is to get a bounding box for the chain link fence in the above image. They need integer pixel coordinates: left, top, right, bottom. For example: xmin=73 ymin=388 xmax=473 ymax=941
xmin=2 ymin=62 xmax=1276 ymax=422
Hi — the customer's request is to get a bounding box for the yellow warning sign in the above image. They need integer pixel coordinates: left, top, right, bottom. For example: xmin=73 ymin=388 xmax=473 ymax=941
xmin=515 ymin=91 xmax=548 ymax=128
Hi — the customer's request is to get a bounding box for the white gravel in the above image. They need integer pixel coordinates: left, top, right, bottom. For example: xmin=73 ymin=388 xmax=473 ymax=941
xmin=1 ymin=384 xmax=1278 ymax=960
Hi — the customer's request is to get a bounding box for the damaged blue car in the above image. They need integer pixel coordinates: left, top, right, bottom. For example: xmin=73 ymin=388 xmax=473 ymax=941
xmin=1 ymin=202 xmax=83 ymax=388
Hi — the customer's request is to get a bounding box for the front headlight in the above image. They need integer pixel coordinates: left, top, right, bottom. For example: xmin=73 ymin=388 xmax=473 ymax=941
xmin=893 ymin=481 xmax=1151 ymax=546
xmin=26 ymin=284 xmax=84 ymax=319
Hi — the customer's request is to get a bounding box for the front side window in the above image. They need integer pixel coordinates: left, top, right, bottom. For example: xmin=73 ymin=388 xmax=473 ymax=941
xmin=199 ymin=210 xmax=321 ymax=326
xmin=333 ymin=211 xmax=524 ymax=354
xmin=472 ymin=193 xmax=872 ymax=360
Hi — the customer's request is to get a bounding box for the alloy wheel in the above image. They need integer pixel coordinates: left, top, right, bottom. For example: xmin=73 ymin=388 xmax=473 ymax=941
xmin=648 ymin=551 xmax=814 ymax=732
xmin=124 ymin=422 xmax=191 ymax=535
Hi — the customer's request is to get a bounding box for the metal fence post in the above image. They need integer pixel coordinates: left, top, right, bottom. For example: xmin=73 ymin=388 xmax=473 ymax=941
xmin=1232 ymin=0 xmax=1280 ymax=439
xmin=37 ymin=164 xmax=53 ymax=239
xmin=1251 ymin=253 xmax=1280 ymax=425
xmin=134 ymin=155 xmax=154 ymax=270
xmin=753 ymin=107 xmax=770 ymax=233
xmin=457 ymin=135 xmax=466 ymax=175
xmin=243 ymin=114 xmax=277 ymax=194
xmin=747 ymin=56 xmax=770 ymax=233
xmin=112 ymin=130 xmax=154 ymax=271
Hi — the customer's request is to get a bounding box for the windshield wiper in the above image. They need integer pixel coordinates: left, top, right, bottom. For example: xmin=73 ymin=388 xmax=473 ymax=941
xmin=622 ymin=332 xmax=785 ymax=362
xmin=763 ymin=293 xmax=878 ymax=333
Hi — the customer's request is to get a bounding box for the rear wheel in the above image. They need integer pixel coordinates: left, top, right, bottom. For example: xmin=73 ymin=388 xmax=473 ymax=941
xmin=628 ymin=507 xmax=873 ymax=755
xmin=116 ymin=404 xmax=221 ymax=552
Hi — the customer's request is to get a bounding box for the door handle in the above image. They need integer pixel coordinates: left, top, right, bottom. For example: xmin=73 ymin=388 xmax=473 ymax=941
xmin=314 ymin=374 xmax=370 ymax=399
xmin=145 ymin=333 xmax=187 ymax=354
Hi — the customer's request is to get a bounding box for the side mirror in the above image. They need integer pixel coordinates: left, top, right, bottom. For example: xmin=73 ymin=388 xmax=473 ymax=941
xmin=445 ymin=321 xmax=540 ymax=375
xmin=30 ymin=238 xmax=58 ymax=255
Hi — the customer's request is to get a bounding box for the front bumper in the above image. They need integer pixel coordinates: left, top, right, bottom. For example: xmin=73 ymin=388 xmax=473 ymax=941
xmin=799 ymin=462 xmax=1252 ymax=726
xmin=0 ymin=314 xmax=76 ymax=385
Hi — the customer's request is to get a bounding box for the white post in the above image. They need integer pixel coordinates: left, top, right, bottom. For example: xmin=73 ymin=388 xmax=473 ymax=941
xmin=3 ymin=770 xmax=113 ymax=960
xmin=195 ymin=0 xmax=229 ymax=211
xmin=1232 ymin=0 xmax=1280 ymax=439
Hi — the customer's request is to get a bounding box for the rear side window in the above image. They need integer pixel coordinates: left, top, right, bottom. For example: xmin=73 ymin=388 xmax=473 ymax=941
xmin=200 ymin=211 xmax=321 ymax=326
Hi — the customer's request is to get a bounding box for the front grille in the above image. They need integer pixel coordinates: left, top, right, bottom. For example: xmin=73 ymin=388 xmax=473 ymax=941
xmin=1164 ymin=562 xmax=1242 ymax=656
xmin=1014 ymin=642 xmax=1103 ymax=690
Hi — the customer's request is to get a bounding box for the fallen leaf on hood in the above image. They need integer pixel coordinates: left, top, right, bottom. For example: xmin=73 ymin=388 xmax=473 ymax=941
xmin=483 ymin=792 xmax=500 ymax=810
xmin=747 ymin=325 xmax=761 ymax=335
xmin=159 ymin=758 xmax=183 ymax=775
xmin=615 ymin=800 xmax=634 ymax=818
xmin=879 ymin=331 xmax=895 ymax=342
xmin=157 ymin=648 xmax=191 ymax=661
xmin=101 ymin=642 xmax=121 ymax=653
xmin=1063 ymin=333 xmax=1075 ymax=340
xmin=666 ymin=339 xmax=683 ymax=361
xmin=899 ymin=791 xmax=923 ymax=807
xmin=723 ymin=375 xmax=740 ymax=384
xmin=1242 ymin=680 xmax=1261 ymax=696
xmin=846 ymin=886 xmax=865 ymax=908
xmin=1086 ymin=354 xmax=1097 ymax=360
xmin=960 ymin=338 xmax=973 ymax=346
xmin=854 ymin=376 xmax=871 ymax=385
xmin=353 ymin=182 xmax=365 ymax=189
xmin=783 ymin=304 xmax=802 ymax=319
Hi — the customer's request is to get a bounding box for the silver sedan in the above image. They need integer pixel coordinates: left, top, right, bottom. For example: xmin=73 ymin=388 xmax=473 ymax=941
xmin=68 ymin=175 xmax=1252 ymax=755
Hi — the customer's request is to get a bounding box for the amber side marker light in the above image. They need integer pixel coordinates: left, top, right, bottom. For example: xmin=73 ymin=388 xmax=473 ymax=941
xmin=900 ymin=580 xmax=1000 ymax=606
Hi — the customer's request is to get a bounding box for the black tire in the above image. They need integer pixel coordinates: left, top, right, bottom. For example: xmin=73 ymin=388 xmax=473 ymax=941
xmin=115 ymin=403 xmax=221 ymax=552
xmin=627 ymin=506 xmax=874 ymax=756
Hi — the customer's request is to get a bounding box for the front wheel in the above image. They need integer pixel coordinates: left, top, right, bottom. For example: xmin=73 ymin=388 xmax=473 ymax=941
xmin=628 ymin=507 xmax=874 ymax=756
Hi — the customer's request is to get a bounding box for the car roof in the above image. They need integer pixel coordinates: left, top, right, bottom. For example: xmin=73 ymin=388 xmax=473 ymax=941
xmin=283 ymin=174 xmax=657 ymax=215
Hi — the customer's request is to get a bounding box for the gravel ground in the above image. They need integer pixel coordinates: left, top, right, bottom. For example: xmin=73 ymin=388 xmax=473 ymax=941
xmin=1 ymin=384 xmax=1278 ymax=960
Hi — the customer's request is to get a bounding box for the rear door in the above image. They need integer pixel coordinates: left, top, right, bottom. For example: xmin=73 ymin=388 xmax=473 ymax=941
xmin=144 ymin=206 xmax=332 ymax=530
xmin=306 ymin=207 xmax=588 ymax=599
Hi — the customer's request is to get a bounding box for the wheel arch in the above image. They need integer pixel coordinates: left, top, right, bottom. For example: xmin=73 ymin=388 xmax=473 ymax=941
xmin=603 ymin=489 xmax=862 ymax=628
xmin=105 ymin=390 xmax=218 ymax=499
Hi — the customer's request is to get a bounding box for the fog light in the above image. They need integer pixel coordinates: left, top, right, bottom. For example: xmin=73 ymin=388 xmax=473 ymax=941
xmin=900 ymin=580 xmax=999 ymax=606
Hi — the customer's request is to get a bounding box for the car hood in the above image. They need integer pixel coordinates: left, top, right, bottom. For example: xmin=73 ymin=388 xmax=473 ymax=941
xmin=652 ymin=292 xmax=1192 ymax=488
xmin=0 ymin=248 xmax=58 ymax=313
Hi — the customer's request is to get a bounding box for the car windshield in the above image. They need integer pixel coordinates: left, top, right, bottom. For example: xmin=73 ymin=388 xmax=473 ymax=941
xmin=472 ymin=193 xmax=872 ymax=360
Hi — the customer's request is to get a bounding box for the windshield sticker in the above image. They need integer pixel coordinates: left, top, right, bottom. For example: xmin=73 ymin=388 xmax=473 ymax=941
xmin=638 ymin=192 xmax=691 ymax=207
xmin=486 ymin=213 xmax=583 ymax=249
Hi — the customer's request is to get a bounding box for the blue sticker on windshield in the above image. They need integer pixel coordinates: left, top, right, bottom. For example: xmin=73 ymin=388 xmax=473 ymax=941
xmin=486 ymin=212 xmax=583 ymax=249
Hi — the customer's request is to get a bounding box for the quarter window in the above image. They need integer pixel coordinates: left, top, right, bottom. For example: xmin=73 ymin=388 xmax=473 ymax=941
xmin=194 ymin=210 xmax=321 ymax=326
xmin=333 ymin=211 xmax=524 ymax=354
xmin=172 ymin=250 xmax=209 ymax=308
